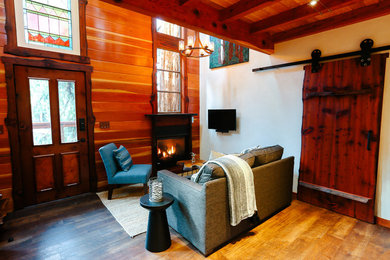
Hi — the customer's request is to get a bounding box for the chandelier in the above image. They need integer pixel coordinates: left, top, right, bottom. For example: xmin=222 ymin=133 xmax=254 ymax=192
xmin=179 ymin=32 xmax=214 ymax=58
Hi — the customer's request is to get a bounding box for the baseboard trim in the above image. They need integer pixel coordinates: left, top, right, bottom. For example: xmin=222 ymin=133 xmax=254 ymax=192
xmin=376 ymin=216 xmax=390 ymax=229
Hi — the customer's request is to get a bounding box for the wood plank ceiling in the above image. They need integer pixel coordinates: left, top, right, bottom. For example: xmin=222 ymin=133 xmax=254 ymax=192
xmin=105 ymin=0 xmax=390 ymax=54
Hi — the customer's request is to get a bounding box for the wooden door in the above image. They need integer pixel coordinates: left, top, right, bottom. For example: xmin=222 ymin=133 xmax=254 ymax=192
xmin=298 ymin=54 xmax=388 ymax=223
xmin=15 ymin=66 xmax=90 ymax=206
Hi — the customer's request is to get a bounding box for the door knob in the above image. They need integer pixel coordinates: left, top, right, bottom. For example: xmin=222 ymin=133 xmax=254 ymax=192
xmin=78 ymin=138 xmax=86 ymax=143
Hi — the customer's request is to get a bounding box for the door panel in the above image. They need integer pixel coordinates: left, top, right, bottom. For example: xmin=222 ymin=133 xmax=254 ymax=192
xmin=34 ymin=155 xmax=55 ymax=192
xmin=298 ymin=54 xmax=388 ymax=223
xmin=15 ymin=66 xmax=90 ymax=206
xmin=61 ymin=152 xmax=80 ymax=187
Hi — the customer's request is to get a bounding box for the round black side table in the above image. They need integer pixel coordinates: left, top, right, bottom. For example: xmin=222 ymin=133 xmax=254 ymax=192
xmin=140 ymin=193 xmax=174 ymax=252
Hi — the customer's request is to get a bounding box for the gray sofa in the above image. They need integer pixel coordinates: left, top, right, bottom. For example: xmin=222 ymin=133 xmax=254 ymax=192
xmin=158 ymin=156 xmax=294 ymax=255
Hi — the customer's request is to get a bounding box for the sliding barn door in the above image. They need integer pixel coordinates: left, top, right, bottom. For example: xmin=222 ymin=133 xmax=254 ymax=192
xmin=298 ymin=54 xmax=388 ymax=223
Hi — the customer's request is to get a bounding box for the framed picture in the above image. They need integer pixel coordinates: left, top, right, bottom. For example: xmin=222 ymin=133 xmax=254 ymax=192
xmin=209 ymin=36 xmax=249 ymax=69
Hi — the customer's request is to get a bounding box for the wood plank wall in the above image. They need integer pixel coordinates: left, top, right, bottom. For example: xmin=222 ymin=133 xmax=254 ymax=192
xmin=0 ymin=0 xmax=12 ymax=212
xmin=0 ymin=0 xmax=200 ymax=210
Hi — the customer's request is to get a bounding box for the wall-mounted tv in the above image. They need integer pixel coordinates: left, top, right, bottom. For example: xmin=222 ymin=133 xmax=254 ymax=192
xmin=208 ymin=109 xmax=236 ymax=133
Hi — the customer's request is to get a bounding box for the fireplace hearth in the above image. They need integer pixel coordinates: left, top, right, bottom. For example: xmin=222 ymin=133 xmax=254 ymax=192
xmin=146 ymin=113 xmax=197 ymax=174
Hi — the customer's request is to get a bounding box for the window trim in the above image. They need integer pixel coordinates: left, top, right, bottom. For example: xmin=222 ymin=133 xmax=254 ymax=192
xmin=151 ymin=18 xmax=189 ymax=114
xmin=4 ymin=0 xmax=90 ymax=64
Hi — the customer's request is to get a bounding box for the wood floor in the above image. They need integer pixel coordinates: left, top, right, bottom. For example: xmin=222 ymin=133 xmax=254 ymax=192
xmin=0 ymin=194 xmax=390 ymax=260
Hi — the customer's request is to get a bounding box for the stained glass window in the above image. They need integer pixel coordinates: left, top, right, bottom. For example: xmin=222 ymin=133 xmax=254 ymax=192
xmin=22 ymin=0 xmax=73 ymax=50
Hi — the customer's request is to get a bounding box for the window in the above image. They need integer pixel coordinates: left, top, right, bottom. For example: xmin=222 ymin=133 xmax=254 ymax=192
xmin=153 ymin=19 xmax=188 ymax=113
xmin=4 ymin=0 xmax=88 ymax=63
xmin=156 ymin=19 xmax=181 ymax=38
xmin=156 ymin=49 xmax=181 ymax=112
xmin=29 ymin=78 xmax=52 ymax=146
xmin=15 ymin=0 xmax=79 ymax=54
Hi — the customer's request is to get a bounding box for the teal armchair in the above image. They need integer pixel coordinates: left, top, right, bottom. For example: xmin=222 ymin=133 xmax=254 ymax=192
xmin=99 ymin=143 xmax=152 ymax=199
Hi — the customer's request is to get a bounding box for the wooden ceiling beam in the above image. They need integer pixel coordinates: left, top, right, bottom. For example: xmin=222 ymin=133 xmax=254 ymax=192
xmin=179 ymin=0 xmax=196 ymax=6
xmin=272 ymin=1 xmax=390 ymax=43
xmin=102 ymin=0 xmax=274 ymax=54
xmin=250 ymin=0 xmax=355 ymax=34
xmin=219 ymin=0 xmax=275 ymax=22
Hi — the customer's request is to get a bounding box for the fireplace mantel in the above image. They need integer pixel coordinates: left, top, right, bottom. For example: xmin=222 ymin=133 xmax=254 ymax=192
xmin=146 ymin=113 xmax=197 ymax=174
xmin=145 ymin=113 xmax=197 ymax=118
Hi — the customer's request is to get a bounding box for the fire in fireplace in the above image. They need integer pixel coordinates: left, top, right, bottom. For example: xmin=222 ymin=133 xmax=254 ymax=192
xmin=157 ymin=137 xmax=185 ymax=161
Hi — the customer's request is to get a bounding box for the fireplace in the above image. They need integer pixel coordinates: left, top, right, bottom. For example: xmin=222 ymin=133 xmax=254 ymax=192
xmin=146 ymin=113 xmax=196 ymax=174
xmin=157 ymin=137 xmax=185 ymax=166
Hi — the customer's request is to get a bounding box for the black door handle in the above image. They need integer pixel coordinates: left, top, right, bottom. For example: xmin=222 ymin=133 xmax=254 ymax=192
xmin=78 ymin=138 xmax=86 ymax=143
xmin=367 ymin=130 xmax=373 ymax=151
xmin=79 ymin=118 xmax=86 ymax=131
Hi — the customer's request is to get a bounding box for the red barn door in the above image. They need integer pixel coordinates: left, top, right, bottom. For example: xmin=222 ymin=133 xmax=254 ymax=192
xmin=298 ymin=54 xmax=388 ymax=223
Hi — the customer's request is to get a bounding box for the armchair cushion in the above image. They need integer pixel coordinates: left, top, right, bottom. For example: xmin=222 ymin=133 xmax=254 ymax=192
xmin=113 ymin=145 xmax=133 ymax=171
xmin=111 ymin=164 xmax=152 ymax=184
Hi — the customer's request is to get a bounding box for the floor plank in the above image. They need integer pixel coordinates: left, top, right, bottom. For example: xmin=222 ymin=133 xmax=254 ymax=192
xmin=0 ymin=195 xmax=390 ymax=259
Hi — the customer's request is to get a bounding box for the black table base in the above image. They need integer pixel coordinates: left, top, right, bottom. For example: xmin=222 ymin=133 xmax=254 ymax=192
xmin=146 ymin=209 xmax=171 ymax=252
xmin=140 ymin=193 xmax=174 ymax=252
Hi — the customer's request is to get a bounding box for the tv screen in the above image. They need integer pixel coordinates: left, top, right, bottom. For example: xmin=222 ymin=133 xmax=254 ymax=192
xmin=208 ymin=109 xmax=236 ymax=132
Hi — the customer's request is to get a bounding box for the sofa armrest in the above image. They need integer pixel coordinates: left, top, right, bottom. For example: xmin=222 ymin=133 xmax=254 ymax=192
xmin=252 ymin=156 xmax=294 ymax=220
xmin=157 ymin=170 xmax=207 ymax=253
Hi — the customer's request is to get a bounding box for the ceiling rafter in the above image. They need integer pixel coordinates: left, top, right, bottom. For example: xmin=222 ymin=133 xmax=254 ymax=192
xmin=272 ymin=1 xmax=390 ymax=43
xmin=219 ymin=0 xmax=275 ymax=22
xmin=103 ymin=0 xmax=274 ymax=54
xmin=250 ymin=0 xmax=355 ymax=34
xmin=178 ymin=0 xmax=197 ymax=6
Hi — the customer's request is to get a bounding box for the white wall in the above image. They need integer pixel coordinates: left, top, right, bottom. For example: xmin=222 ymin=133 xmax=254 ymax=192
xmin=199 ymin=14 xmax=390 ymax=220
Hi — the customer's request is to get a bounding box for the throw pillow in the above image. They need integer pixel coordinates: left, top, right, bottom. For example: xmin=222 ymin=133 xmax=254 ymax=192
xmin=208 ymin=150 xmax=225 ymax=160
xmin=241 ymin=145 xmax=261 ymax=154
xmin=250 ymin=145 xmax=284 ymax=167
xmin=196 ymin=153 xmax=256 ymax=184
xmin=113 ymin=145 xmax=133 ymax=171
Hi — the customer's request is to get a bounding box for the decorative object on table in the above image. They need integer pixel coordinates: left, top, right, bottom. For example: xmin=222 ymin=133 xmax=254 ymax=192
xmin=96 ymin=184 xmax=149 ymax=237
xmin=140 ymin=193 xmax=175 ymax=252
xmin=99 ymin=143 xmax=152 ymax=200
xmin=148 ymin=177 xmax=163 ymax=202
xmin=209 ymin=36 xmax=249 ymax=69
xmin=190 ymin=152 xmax=196 ymax=163
xmin=179 ymin=32 xmax=214 ymax=58
xmin=177 ymin=158 xmax=206 ymax=175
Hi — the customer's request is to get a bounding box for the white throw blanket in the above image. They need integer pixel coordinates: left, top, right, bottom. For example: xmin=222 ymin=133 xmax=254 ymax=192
xmin=197 ymin=154 xmax=257 ymax=226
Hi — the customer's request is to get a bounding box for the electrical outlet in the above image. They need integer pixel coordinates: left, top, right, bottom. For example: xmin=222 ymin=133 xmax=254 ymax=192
xmin=99 ymin=121 xmax=110 ymax=129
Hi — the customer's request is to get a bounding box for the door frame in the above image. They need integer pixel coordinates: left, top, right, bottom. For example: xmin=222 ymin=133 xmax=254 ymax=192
xmin=1 ymin=56 xmax=96 ymax=209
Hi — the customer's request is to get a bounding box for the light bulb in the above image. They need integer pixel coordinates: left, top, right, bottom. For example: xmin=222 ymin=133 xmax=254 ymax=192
xmin=179 ymin=40 xmax=185 ymax=51
xmin=187 ymin=36 xmax=194 ymax=47
xmin=203 ymin=39 xmax=209 ymax=48
xmin=210 ymin=41 xmax=215 ymax=51
xmin=309 ymin=0 xmax=318 ymax=6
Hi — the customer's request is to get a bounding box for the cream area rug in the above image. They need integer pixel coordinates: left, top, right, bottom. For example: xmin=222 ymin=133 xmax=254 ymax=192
xmin=97 ymin=184 xmax=149 ymax=238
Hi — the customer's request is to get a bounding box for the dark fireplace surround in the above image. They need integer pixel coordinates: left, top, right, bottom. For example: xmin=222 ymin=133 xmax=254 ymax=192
xmin=146 ymin=113 xmax=196 ymax=174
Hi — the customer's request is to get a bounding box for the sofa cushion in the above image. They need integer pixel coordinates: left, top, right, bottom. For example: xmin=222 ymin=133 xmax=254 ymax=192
xmin=113 ymin=145 xmax=133 ymax=171
xmin=195 ymin=153 xmax=256 ymax=184
xmin=238 ymin=153 xmax=255 ymax=168
xmin=250 ymin=145 xmax=283 ymax=167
